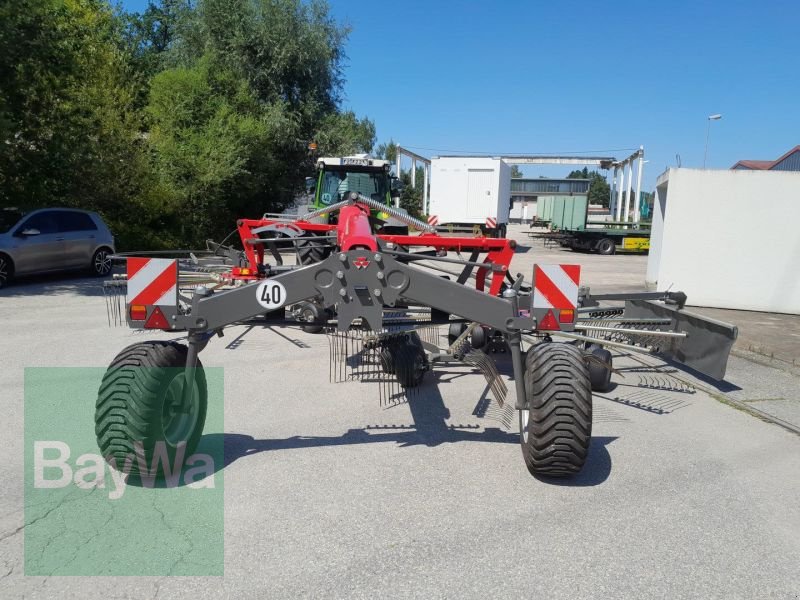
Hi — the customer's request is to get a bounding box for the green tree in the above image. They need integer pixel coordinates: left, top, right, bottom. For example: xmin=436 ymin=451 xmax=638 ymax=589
xmin=1 ymin=0 xmax=379 ymax=250
xmin=510 ymin=164 xmax=523 ymax=178
xmin=374 ymin=141 xmax=426 ymax=216
xmin=396 ymin=166 xmax=425 ymax=218
xmin=143 ymin=0 xmax=377 ymax=243
xmin=374 ymin=139 xmax=398 ymax=163
xmin=0 ymin=1 xmax=153 ymax=231
xmin=567 ymin=168 xmax=611 ymax=208
xmin=118 ymin=1 xmax=192 ymax=109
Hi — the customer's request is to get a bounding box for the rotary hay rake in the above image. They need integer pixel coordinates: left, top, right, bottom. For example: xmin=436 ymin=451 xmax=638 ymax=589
xmin=98 ymin=193 xmax=737 ymax=479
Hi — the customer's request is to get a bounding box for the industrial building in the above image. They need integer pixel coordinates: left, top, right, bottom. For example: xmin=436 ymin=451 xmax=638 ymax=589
xmin=508 ymin=178 xmax=590 ymax=223
xmin=731 ymin=145 xmax=800 ymax=171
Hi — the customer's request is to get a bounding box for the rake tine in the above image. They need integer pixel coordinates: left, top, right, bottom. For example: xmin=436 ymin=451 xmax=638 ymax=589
xmin=103 ymin=286 xmax=110 ymax=327
xmin=342 ymin=332 xmax=346 ymax=382
xmin=340 ymin=332 xmax=345 ymax=382
xmin=381 ymin=346 xmax=387 ymax=407
xmin=334 ymin=330 xmax=340 ymax=383
xmin=355 ymin=332 xmax=360 ymax=381
xmin=328 ymin=329 xmax=334 ymax=383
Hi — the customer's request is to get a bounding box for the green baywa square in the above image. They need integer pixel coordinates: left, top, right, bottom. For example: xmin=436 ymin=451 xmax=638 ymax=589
xmin=24 ymin=366 xmax=224 ymax=576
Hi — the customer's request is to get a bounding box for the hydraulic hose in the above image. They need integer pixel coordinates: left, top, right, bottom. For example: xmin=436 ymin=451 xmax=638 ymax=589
xmin=298 ymin=192 xmax=436 ymax=233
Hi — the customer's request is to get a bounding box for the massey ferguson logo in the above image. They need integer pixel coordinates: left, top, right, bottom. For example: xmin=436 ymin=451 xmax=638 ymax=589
xmin=353 ymin=257 xmax=370 ymax=269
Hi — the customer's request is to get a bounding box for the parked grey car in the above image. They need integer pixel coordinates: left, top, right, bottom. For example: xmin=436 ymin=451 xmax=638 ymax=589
xmin=0 ymin=208 xmax=115 ymax=289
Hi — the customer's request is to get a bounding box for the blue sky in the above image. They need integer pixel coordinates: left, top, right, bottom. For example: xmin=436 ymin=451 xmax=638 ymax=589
xmin=120 ymin=0 xmax=799 ymax=189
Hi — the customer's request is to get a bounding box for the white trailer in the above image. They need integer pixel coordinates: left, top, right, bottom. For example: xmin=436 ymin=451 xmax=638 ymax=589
xmin=428 ymin=156 xmax=511 ymax=236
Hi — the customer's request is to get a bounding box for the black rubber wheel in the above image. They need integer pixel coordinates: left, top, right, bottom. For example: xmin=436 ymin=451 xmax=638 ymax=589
xmin=520 ymin=343 xmax=592 ymax=477
xmin=90 ymin=247 xmax=113 ymax=277
xmin=596 ymin=238 xmax=616 ymax=255
xmin=379 ymin=348 xmax=395 ymax=374
xmin=392 ymin=333 xmax=427 ymax=388
xmin=295 ymin=301 xmax=327 ymax=333
xmin=0 ymin=254 xmax=13 ymax=289
xmin=471 ymin=325 xmax=488 ymax=349
xmin=448 ymin=322 xmax=467 ymax=345
xmin=587 ymin=345 xmax=613 ymax=392
xmin=296 ymin=233 xmax=331 ymax=265
xmin=95 ymin=341 xmax=207 ymax=475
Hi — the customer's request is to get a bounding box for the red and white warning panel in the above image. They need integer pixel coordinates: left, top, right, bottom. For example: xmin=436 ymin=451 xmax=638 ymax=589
xmin=427 ymin=215 xmax=439 ymax=227
xmin=126 ymin=257 xmax=178 ymax=329
xmin=485 ymin=216 xmax=497 ymax=229
xmin=531 ymin=264 xmax=580 ymax=331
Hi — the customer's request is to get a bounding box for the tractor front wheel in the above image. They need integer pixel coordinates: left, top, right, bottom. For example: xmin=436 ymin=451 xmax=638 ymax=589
xmin=520 ymin=342 xmax=592 ymax=477
xmin=296 ymin=233 xmax=331 ymax=265
xmin=95 ymin=341 xmax=207 ymax=475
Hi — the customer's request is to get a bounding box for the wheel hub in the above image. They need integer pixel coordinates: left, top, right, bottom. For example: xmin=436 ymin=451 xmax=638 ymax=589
xmin=519 ymin=409 xmax=530 ymax=443
xmin=95 ymin=251 xmax=112 ymax=275
xmin=161 ymin=374 xmax=200 ymax=447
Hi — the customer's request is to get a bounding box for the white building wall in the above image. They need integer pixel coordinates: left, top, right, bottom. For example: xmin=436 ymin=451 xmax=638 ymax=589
xmin=429 ymin=157 xmax=508 ymax=225
xmin=510 ymin=199 xmax=536 ymax=222
xmin=646 ymin=168 xmax=800 ymax=314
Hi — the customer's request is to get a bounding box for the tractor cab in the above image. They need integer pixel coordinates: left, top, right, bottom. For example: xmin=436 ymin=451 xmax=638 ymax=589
xmin=308 ymin=156 xmax=407 ymax=234
xmin=313 ymin=156 xmax=398 ymax=210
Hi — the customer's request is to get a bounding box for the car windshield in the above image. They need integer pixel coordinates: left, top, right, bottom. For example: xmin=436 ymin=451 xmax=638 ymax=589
xmin=0 ymin=209 xmax=24 ymax=233
xmin=319 ymin=170 xmax=388 ymax=205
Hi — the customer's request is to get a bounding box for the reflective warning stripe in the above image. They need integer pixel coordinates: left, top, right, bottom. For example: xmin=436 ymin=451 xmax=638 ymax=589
xmin=532 ymin=264 xmax=580 ymax=310
xmin=427 ymin=215 xmax=439 ymax=226
xmin=486 ymin=217 xmax=497 ymax=228
xmin=126 ymin=258 xmax=177 ymax=307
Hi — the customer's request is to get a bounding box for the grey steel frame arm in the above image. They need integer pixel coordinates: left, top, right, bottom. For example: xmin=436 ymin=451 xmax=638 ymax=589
xmin=175 ymin=250 xmax=530 ymax=335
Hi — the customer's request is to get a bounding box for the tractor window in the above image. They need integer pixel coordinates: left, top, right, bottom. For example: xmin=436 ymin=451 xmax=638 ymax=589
xmin=319 ymin=170 xmax=388 ymax=205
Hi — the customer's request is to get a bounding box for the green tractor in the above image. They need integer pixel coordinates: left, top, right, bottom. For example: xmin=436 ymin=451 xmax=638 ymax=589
xmin=296 ymin=156 xmax=409 ymax=256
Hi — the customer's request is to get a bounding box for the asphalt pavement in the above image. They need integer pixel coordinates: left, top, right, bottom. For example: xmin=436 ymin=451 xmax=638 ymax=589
xmin=1 ymin=228 xmax=798 ymax=599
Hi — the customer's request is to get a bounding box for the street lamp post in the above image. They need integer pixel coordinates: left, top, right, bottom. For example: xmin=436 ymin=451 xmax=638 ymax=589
xmin=703 ymin=114 xmax=722 ymax=168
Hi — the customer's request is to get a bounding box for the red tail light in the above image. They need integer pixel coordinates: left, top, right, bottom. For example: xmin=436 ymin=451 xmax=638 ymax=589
xmin=129 ymin=304 xmax=147 ymax=321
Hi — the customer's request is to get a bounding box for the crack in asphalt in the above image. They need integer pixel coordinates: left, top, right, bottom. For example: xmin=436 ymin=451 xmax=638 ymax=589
xmin=48 ymin=503 xmax=114 ymax=575
xmin=150 ymin=491 xmax=197 ymax=578
xmin=0 ymin=488 xmax=95 ymax=544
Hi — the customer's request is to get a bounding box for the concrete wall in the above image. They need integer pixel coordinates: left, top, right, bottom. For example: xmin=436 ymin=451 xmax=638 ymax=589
xmin=510 ymin=199 xmax=536 ymax=222
xmin=647 ymin=168 xmax=800 ymax=314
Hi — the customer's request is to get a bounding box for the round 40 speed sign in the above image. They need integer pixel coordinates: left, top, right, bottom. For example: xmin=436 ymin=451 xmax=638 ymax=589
xmin=255 ymin=280 xmax=287 ymax=310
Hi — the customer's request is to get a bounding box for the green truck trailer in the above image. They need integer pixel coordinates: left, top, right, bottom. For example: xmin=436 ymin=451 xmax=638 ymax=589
xmin=535 ymin=195 xmax=651 ymax=255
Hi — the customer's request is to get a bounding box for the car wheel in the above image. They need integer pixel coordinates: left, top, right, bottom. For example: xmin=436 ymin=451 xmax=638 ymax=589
xmin=596 ymin=238 xmax=616 ymax=255
xmin=91 ymin=247 xmax=113 ymax=277
xmin=0 ymin=254 xmax=14 ymax=289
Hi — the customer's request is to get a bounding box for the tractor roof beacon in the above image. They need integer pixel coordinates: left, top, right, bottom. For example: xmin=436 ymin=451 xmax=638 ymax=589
xmin=98 ymin=190 xmax=738 ymax=482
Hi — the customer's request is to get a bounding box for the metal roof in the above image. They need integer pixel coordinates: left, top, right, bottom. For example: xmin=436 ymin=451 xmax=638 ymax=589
xmin=730 ymin=145 xmax=800 ymax=170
